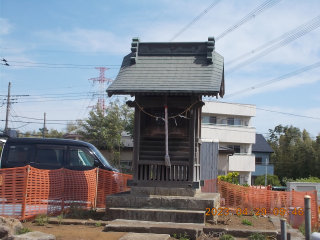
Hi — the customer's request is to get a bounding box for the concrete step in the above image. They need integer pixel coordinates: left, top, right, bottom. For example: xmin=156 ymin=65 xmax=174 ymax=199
xmin=107 ymin=208 xmax=205 ymax=224
xmin=119 ymin=233 xmax=171 ymax=240
xmin=104 ymin=220 xmax=203 ymax=240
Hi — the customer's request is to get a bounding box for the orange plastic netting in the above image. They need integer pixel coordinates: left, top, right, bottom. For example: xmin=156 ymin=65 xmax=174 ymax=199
xmin=96 ymin=169 xmax=132 ymax=208
xmin=0 ymin=166 xmax=132 ymax=220
xmin=0 ymin=167 xmax=318 ymax=229
xmin=202 ymin=179 xmax=319 ymax=229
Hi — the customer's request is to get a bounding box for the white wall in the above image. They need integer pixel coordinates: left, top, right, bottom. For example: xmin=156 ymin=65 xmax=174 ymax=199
xmin=202 ymin=125 xmax=256 ymax=144
xmin=218 ymin=154 xmax=228 ymax=175
xmin=203 ymin=101 xmax=256 ymax=117
xmin=229 ymin=154 xmax=255 ymax=172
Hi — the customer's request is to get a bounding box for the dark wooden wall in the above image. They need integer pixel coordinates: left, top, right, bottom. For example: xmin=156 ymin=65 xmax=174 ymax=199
xmin=129 ymin=94 xmax=203 ymax=188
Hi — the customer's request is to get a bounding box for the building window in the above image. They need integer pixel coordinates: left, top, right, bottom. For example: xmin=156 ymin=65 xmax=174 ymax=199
xmin=228 ymin=145 xmax=241 ymax=154
xmin=255 ymin=157 xmax=262 ymax=165
xmin=202 ymin=116 xmax=217 ymax=124
xmin=227 ymin=118 xmax=241 ymax=126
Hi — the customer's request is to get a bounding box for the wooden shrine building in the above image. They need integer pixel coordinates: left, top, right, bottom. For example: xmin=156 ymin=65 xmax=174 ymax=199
xmin=107 ymin=37 xmax=225 ymax=192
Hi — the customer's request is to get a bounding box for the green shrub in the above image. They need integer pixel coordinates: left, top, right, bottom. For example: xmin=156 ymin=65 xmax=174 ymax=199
xmin=219 ymin=234 xmax=235 ymax=240
xmin=255 ymin=174 xmax=281 ymax=186
xmin=34 ymin=213 xmax=51 ymax=226
xmin=17 ymin=227 xmax=32 ymax=235
xmin=248 ymin=232 xmax=267 ymax=240
xmin=299 ymin=223 xmax=305 ymax=236
xmin=218 ymin=172 xmax=239 ymax=184
xmin=241 ymin=219 xmax=253 ymax=226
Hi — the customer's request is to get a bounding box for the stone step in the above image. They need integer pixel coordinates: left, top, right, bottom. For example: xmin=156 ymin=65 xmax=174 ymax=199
xmin=119 ymin=232 xmax=171 ymax=240
xmin=107 ymin=208 xmax=205 ymax=224
xmin=104 ymin=220 xmax=203 ymax=240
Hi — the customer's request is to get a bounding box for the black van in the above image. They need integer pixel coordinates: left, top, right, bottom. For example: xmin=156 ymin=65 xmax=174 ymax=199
xmin=0 ymin=138 xmax=118 ymax=172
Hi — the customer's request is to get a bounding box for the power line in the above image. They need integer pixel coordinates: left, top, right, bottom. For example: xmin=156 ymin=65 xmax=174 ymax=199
xmin=224 ymin=61 xmax=320 ymax=98
xmin=15 ymin=96 xmax=96 ymax=104
xmin=0 ymin=119 xmax=71 ymax=125
xmin=169 ymin=0 xmax=222 ymax=42
xmin=8 ymin=60 xmax=121 ymax=67
xmin=141 ymin=0 xmax=175 ymax=36
xmin=205 ymin=100 xmax=320 ymax=121
xmin=12 ymin=116 xmax=77 ymax=121
xmin=225 ymin=14 xmax=320 ymax=66
xmin=215 ymin=0 xmax=281 ymax=41
xmin=8 ymin=64 xmax=120 ymax=70
xmin=225 ymin=17 xmax=320 ymax=75
xmin=0 ymin=47 xmax=127 ymax=54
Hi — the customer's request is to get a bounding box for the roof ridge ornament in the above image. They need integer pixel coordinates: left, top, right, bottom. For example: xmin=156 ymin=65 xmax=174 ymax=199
xmin=207 ymin=36 xmax=215 ymax=63
xmin=131 ymin=37 xmax=140 ymax=64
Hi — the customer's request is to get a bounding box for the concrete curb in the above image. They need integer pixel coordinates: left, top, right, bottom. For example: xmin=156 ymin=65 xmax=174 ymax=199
xmin=47 ymin=217 xmax=108 ymax=226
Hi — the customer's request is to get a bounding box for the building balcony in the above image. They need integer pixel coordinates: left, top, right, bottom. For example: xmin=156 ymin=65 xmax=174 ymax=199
xmin=201 ymin=124 xmax=256 ymax=144
xmin=228 ymin=154 xmax=255 ymax=172
xmin=251 ymin=164 xmax=274 ymax=176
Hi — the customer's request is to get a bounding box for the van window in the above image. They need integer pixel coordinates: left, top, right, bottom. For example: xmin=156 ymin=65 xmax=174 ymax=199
xmin=69 ymin=147 xmax=95 ymax=167
xmin=35 ymin=145 xmax=64 ymax=165
xmin=7 ymin=145 xmax=34 ymax=163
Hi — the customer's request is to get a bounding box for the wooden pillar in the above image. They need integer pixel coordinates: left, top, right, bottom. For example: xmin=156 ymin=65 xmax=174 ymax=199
xmin=189 ymin=103 xmax=195 ymax=182
xmin=133 ymin=102 xmax=141 ymax=181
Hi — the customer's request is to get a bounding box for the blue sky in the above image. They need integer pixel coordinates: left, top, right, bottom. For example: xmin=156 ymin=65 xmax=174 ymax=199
xmin=1 ymin=0 xmax=320 ymax=139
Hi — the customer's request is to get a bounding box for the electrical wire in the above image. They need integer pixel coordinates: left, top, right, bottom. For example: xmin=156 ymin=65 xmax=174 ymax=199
xmin=11 ymin=105 xmax=36 ymax=132
xmin=224 ymin=61 xmax=320 ymax=98
xmin=141 ymin=0 xmax=175 ymax=36
xmin=215 ymin=0 xmax=281 ymax=41
xmin=8 ymin=60 xmax=121 ymax=67
xmin=225 ymin=14 xmax=320 ymax=66
xmin=12 ymin=116 xmax=78 ymax=121
xmin=0 ymin=47 xmax=127 ymax=54
xmin=169 ymin=0 xmax=222 ymax=42
xmin=8 ymin=64 xmax=120 ymax=70
xmin=0 ymin=119 xmax=72 ymax=125
xmin=205 ymin=100 xmax=320 ymax=121
xmin=76 ymin=85 xmax=95 ymax=119
xmin=225 ymin=17 xmax=320 ymax=75
xmin=15 ymin=96 xmax=97 ymax=104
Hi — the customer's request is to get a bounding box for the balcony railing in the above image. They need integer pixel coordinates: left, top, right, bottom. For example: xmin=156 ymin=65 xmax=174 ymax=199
xmin=202 ymin=123 xmax=252 ymax=128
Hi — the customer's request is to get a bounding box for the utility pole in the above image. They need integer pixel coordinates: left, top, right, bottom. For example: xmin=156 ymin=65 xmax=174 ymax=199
xmin=265 ymin=157 xmax=268 ymax=186
xmin=5 ymin=82 xmax=11 ymax=131
xmin=43 ymin=112 xmax=46 ymax=138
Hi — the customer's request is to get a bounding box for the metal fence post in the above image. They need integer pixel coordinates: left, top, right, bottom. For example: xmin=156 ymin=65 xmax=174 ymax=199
xmin=281 ymin=218 xmax=287 ymax=240
xmin=304 ymin=195 xmax=311 ymax=240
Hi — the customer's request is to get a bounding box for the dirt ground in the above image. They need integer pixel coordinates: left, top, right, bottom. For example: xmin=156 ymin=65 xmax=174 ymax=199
xmin=23 ymin=222 xmax=126 ymax=240
xmin=207 ymin=214 xmax=276 ymax=230
xmin=20 ymin=211 xmax=276 ymax=240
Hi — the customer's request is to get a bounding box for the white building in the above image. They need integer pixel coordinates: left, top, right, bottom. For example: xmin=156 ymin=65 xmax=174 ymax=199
xmin=201 ymin=101 xmax=256 ymax=185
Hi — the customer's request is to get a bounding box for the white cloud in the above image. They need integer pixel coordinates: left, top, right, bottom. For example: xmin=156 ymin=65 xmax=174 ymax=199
xmin=0 ymin=18 xmax=13 ymax=35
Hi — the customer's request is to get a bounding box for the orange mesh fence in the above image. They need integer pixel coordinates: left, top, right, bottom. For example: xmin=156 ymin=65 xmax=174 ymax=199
xmin=0 ymin=166 xmax=28 ymax=219
xmin=0 ymin=166 xmax=132 ymax=220
xmin=24 ymin=167 xmax=64 ymax=219
xmin=96 ymin=169 xmax=132 ymax=208
xmin=63 ymin=168 xmax=97 ymax=210
xmin=202 ymin=179 xmax=319 ymax=229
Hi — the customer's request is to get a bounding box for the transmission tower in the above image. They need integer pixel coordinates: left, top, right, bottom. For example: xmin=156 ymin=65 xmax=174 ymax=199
xmin=88 ymin=67 xmax=113 ymax=112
